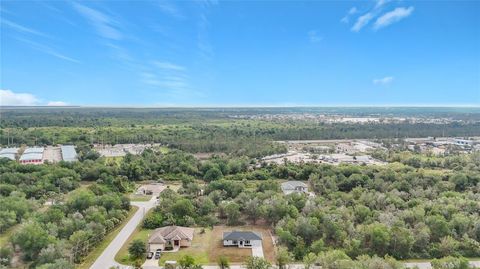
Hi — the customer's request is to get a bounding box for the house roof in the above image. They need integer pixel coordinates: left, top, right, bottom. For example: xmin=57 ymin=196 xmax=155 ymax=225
xmin=148 ymin=226 xmax=194 ymax=244
xmin=281 ymin=181 xmax=307 ymax=191
xmin=223 ymin=231 xmax=262 ymax=241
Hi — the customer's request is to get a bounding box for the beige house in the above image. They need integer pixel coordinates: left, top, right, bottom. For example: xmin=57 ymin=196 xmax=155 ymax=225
xmin=148 ymin=226 xmax=194 ymax=252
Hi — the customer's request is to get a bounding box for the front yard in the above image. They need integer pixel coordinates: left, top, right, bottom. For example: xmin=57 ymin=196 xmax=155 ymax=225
xmin=158 ymin=228 xmax=211 ymax=265
xmin=115 ymin=227 xmax=153 ymax=266
xmin=209 ymin=225 xmax=276 ymax=264
xmin=116 ymin=225 xmax=276 ymax=266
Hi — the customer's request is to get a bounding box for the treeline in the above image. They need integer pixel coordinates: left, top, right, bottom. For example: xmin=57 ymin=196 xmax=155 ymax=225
xmin=0 ymin=159 xmax=132 ymax=268
xmin=2 ymin=107 xmax=479 ymax=128
xmin=2 ymin=108 xmax=480 ymax=158
xmin=130 ymin=150 xmax=480 ymax=260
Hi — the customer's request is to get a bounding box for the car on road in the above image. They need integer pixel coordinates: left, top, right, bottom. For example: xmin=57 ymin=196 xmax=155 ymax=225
xmin=154 ymin=249 xmax=161 ymax=259
xmin=147 ymin=252 xmax=153 ymax=259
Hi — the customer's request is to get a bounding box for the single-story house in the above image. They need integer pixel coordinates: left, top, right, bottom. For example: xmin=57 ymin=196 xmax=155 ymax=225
xmin=148 ymin=226 xmax=194 ymax=252
xmin=223 ymin=231 xmax=262 ymax=248
xmin=281 ymin=181 xmax=308 ymax=195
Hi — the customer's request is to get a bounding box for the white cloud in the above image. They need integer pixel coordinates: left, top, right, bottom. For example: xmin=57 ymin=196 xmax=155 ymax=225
xmin=47 ymin=101 xmax=68 ymax=106
xmin=157 ymin=0 xmax=184 ymax=19
xmin=0 ymin=89 xmax=68 ymax=106
xmin=1 ymin=19 xmax=49 ymax=38
xmin=373 ymin=76 xmax=394 ymax=85
xmin=15 ymin=37 xmax=80 ymax=63
xmin=375 ymin=0 xmax=392 ymax=9
xmin=351 ymin=13 xmax=374 ymax=32
xmin=72 ymin=3 xmax=123 ymax=40
xmin=0 ymin=89 xmax=40 ymax=106
xmin=308 ymin=30 xmax=322 ymax=43
xmin=341 ymin=7 xmax=358 ymax=23
xmin=374 ymin=7 xmax=414 ymax=30
xmin=153 ymin=61 xmax=186 ymax=71
xmin=141 ymin=59 xmax=197 ymax=98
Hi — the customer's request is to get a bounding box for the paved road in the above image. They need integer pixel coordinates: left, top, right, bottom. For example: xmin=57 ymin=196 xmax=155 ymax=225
xmin=89 ymin=196 xmax=158 ymax=269
xmin=143 ymin=260 xmax=480 ymax=269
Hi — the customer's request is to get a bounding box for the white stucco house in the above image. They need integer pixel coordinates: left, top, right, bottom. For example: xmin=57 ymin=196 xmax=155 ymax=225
xmin=223 ymin=231 xmax=262 ymax=248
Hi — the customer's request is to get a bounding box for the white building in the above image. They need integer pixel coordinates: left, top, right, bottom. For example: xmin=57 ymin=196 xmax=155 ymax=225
xmin=0 ymin=148 xmax=19 ymax=160
xmin=20 ymin=147 xmax=44 ymax=165
xmin=61 ymin=145 xmax=78 ymax=162
xmin=223 ymin=231 xmax=262 ymax=248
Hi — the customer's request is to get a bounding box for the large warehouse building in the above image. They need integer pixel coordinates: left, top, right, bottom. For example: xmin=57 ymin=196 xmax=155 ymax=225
xmin=61 ymin=145 xmax=78 ymax=162
xmin=0 ymin=148 xmax=19 ymax=160
xmin=20 ymin=147 xmax=45 ymax=165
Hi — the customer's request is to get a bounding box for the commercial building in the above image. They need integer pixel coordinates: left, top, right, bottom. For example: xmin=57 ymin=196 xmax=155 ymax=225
xmin=19 ymin=147 xmax=44 ymax=165
xmin=0 ymin=148 xmax=19 ymax=160
xmin=61 ymin=145 xmax=78 ymax=162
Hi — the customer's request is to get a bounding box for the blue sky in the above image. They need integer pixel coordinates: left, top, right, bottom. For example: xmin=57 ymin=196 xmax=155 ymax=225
xmin=0 ymin=0 xmax=479 ymax=106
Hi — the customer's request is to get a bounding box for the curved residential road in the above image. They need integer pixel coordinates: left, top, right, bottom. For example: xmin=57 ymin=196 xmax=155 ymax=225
xmin=89 ymin=196 xmax=158 ymax=269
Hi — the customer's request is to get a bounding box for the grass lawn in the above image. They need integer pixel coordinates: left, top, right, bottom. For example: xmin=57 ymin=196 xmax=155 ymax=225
xmin=76 ymin=206 xmax=138 ymax=269
xmin=115 ymin=227 xmax=153 ymax=265
xmin=158 ymin=228 xmax=211 ymax=265
xmin=129 ymin=194 xmax=153 ymax=202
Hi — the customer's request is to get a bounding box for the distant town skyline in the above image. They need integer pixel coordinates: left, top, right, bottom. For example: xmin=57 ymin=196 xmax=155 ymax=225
xmin=1 ymin=0 xmax=479 ymax=106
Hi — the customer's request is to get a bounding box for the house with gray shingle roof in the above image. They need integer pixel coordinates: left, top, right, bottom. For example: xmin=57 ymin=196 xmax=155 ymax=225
xmin=223 ymin=231 xmax=262 ymax=248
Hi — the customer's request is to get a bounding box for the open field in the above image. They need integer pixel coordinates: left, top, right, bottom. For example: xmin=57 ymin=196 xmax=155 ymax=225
xmin=77 ymin=206 xmax=138 ymax=269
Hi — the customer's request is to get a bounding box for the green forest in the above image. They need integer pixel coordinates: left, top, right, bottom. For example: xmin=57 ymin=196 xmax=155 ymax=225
xmin=0 ymin=108 xmax=479 ymax=269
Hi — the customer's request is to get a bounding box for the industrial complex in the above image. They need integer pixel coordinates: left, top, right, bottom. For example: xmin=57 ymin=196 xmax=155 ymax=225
xmin=0 ymin=145 xmax=78 ymax=164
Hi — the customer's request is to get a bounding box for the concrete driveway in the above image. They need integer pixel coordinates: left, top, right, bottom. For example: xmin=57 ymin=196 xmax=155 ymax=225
xmin=89 ymin=196 xmax=158 ymax=269
xmin=142 ymin=256 xmax=159 ymax=267
xmin=251 ymin=245 xmax=264 ymax=258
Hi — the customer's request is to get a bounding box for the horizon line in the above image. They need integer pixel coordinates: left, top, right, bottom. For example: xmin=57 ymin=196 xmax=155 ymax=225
xmin=1 ymin=104 xmax=480 ymax=109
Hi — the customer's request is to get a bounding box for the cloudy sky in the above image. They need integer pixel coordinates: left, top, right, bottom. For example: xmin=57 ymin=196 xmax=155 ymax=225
xmin=1 ymin=0 xmax=479 ymax=106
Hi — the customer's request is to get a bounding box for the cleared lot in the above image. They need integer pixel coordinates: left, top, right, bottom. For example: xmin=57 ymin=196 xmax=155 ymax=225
xmin=209 ymin=225 xmax=275 ymax=263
